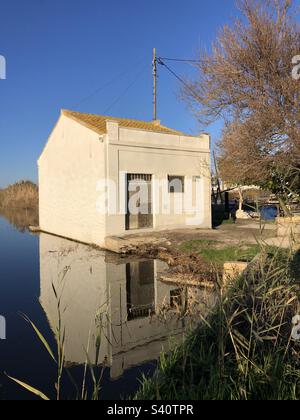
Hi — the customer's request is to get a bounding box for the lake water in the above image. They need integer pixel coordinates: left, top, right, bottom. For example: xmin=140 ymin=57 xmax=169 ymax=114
xmin=0 ymin=211 xmax=213 ymax=400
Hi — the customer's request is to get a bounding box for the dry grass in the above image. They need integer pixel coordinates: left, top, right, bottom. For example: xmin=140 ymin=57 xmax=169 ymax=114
xmin=136 ymin=247 xmax=300 ymax=400
xmin=0 ymin=181 xmax=38 ymax=210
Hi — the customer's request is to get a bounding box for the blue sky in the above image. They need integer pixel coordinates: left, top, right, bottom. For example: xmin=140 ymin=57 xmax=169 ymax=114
xmin=0 ymin=0 xmax=240 ymax=187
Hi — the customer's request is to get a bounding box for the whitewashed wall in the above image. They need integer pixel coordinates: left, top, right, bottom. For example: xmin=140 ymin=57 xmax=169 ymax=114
xmin=39 ymin=114 xmax=211 ymax=247
xmin=38 ymin=115 xmax=106 ymax=245
xmin=105 ymin=123 xmax=212 ymax=237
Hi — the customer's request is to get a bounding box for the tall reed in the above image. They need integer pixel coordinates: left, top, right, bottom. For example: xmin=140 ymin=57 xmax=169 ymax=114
xmin=7 ymin=280 xmax=108 ymax=400
xmin=0 ymin=181 xmax=38 ymax=210
xmin=136 ymin=246 xmax=300 ymax=400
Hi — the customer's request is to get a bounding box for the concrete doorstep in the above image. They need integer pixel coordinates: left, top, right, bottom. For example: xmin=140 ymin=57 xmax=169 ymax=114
xmin=105 ymin=235 xmax=169 ymax=254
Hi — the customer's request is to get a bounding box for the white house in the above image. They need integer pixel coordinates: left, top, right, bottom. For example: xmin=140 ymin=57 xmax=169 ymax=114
xmin=38 ymin=110 xmax=211 ymax=248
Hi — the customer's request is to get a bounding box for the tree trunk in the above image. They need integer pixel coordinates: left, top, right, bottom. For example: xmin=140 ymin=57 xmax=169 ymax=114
xmin=238 ymin=188 xmax=243 ymax=211
xmin=277 ymin=195 xmax=292 ymax=217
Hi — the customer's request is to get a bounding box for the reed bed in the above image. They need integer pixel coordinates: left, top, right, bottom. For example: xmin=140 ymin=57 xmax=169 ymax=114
xmin=0 ymin=181 xmax=38 ymax=210
xmin=135 ymin=247 xmax=300 ymax=400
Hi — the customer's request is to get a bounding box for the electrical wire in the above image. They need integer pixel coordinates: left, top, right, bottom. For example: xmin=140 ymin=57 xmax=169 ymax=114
xmin=71 ymin=55 xmax=147 ymax=109
xmin=71 ymin=53 xmax=200 ymax=116
xmin=158 ymin=57 xmax=201 ymax=64
xmin=157 ymin=58 xmax=201 ymax=101
xmin=103 ymin=62 xmax=149 ymax=115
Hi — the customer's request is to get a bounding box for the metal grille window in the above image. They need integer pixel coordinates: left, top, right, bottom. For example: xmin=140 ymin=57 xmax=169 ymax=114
xmin=126 ymin=174 xmax=153 ymax=230
xmin=168 ymin=176 xmax=185 ymax=193
xmin=170 ymin=289 xmax=183 ymax=308
xmin=127 ymin=174 xmax=152 ymax=182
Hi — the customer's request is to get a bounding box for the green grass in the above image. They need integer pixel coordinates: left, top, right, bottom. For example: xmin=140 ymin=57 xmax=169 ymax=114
xmin=180 ymin=239 xmax=219 ymax=252
xmin=199 ymin=245 xmax=260 ymax=265
xmin=221 ymin=218 xmax=236 ymax=225
xmin=180 ymin=239 xmax=260 ymax=266
xmin=135 ymin=247 xmax=300 ymax=400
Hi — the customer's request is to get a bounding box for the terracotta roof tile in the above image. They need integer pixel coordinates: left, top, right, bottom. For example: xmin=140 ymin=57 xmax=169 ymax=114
xmin=62 ymin=109 xmax=187 ymax=136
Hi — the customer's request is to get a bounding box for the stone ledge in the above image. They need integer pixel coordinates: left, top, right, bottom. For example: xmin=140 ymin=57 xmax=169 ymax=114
xmin=276 ymin=216 xmax=300 ymax=238
xmin=105 ymin=235 xmax=168 ymax=254
xmin=28 ymin=225 xmax=41 ymax=233
xmin=223 ymin=261 xmax=249 ymax=286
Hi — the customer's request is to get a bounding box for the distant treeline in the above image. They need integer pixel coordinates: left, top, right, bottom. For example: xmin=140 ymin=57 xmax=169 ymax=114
xmin=0 ymin=181 xmax=38 ymax=210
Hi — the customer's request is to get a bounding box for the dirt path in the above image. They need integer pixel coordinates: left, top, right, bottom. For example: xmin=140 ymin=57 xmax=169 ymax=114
xmin=118 ymin=221 xmax=277 ymax=251
xmin=105 ymin=221 xmax=277 ymax=287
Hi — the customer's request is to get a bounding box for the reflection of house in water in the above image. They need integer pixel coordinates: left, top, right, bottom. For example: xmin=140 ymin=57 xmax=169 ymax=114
xmin=126 ymin=261 xmax=155 ymax=320
xmin=39 ymin=234 xmax=211 ymax=379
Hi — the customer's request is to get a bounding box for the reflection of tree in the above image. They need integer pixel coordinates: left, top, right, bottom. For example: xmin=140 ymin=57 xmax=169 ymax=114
xmin=0 ymin=207 xmax=39 ymax=232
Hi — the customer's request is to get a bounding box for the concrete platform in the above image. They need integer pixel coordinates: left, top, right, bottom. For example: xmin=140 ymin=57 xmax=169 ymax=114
xmin=105 ymin=235 xmax=170 ymax=254
xmin=104 ymin=223 xmax=279 ymax=254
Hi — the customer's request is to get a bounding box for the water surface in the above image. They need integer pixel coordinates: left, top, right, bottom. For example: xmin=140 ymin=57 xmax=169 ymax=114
xmin=0 ymin=210 xmax=213 ymax=400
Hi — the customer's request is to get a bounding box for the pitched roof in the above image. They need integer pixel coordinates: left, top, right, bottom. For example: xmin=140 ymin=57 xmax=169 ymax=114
xmin=62 ymin=109 xmax=186 ymax=136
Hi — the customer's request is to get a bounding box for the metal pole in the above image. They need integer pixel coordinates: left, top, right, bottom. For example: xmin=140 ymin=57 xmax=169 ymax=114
xmin=153 ymin=48 xmax=157 ymax=121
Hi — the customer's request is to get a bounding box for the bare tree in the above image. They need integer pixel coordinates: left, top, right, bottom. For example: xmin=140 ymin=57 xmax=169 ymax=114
xmin=183 ymin=0 xmax=300 ymax=209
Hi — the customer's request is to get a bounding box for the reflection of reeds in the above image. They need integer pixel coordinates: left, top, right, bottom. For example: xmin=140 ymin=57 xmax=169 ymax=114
xmin=0 ymin=181 xmax=38 ymax=210
xmin=156 ymin=284 xmax=216 ymax=328
xmin=0 ymin=207 xmax=39 ymax=232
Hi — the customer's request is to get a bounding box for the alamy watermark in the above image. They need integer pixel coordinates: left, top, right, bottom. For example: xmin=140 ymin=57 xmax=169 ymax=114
xmin=292 ymin=55 xmax=300 ymax=80
xmin=0 ymin=315 xmax=6 ymax=340
xmin=96 ymin=174 xmax=206 ymax=226
xmin=0 ymin=55 xmax=6 ymax=80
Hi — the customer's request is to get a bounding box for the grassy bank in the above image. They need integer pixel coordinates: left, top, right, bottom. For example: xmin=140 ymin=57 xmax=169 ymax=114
xmin=180 ymin=239 xmax=261 ymax=267
xmin=0 ymin=181 xmax=38 ymax=210
xmin=136 ymin=247 xmax=300 ymax=400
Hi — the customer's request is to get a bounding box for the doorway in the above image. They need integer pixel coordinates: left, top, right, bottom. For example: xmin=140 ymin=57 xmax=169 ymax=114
xmin=126 ymin=174 xmax=153 ymax=230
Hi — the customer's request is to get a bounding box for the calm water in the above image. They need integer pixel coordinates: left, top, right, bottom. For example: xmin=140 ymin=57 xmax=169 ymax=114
xmin=0 ymin=211 xmax=212 ymax=400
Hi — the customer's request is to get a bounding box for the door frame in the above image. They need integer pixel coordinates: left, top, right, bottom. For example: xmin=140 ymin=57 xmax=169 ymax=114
xmin=125 ymin=173 xmax=153 ymax=231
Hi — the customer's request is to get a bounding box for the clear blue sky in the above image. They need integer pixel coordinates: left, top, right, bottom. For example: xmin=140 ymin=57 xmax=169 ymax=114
xmin=0 ymin=0 xmax=240 ymax=187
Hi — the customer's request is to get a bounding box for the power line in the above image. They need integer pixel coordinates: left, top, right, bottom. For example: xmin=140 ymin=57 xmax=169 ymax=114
xmin=71 ymin=55 xmax=147 ymax=109
xmin=71 ymin=51 xmax=200 ymax=119
xmin=158 ymin=56 xmax=201 ymax=64
xmin=157 ymin=58 xmax=201 ymax=102
xmin=103 ymin=62 xmax=149 ymax=115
